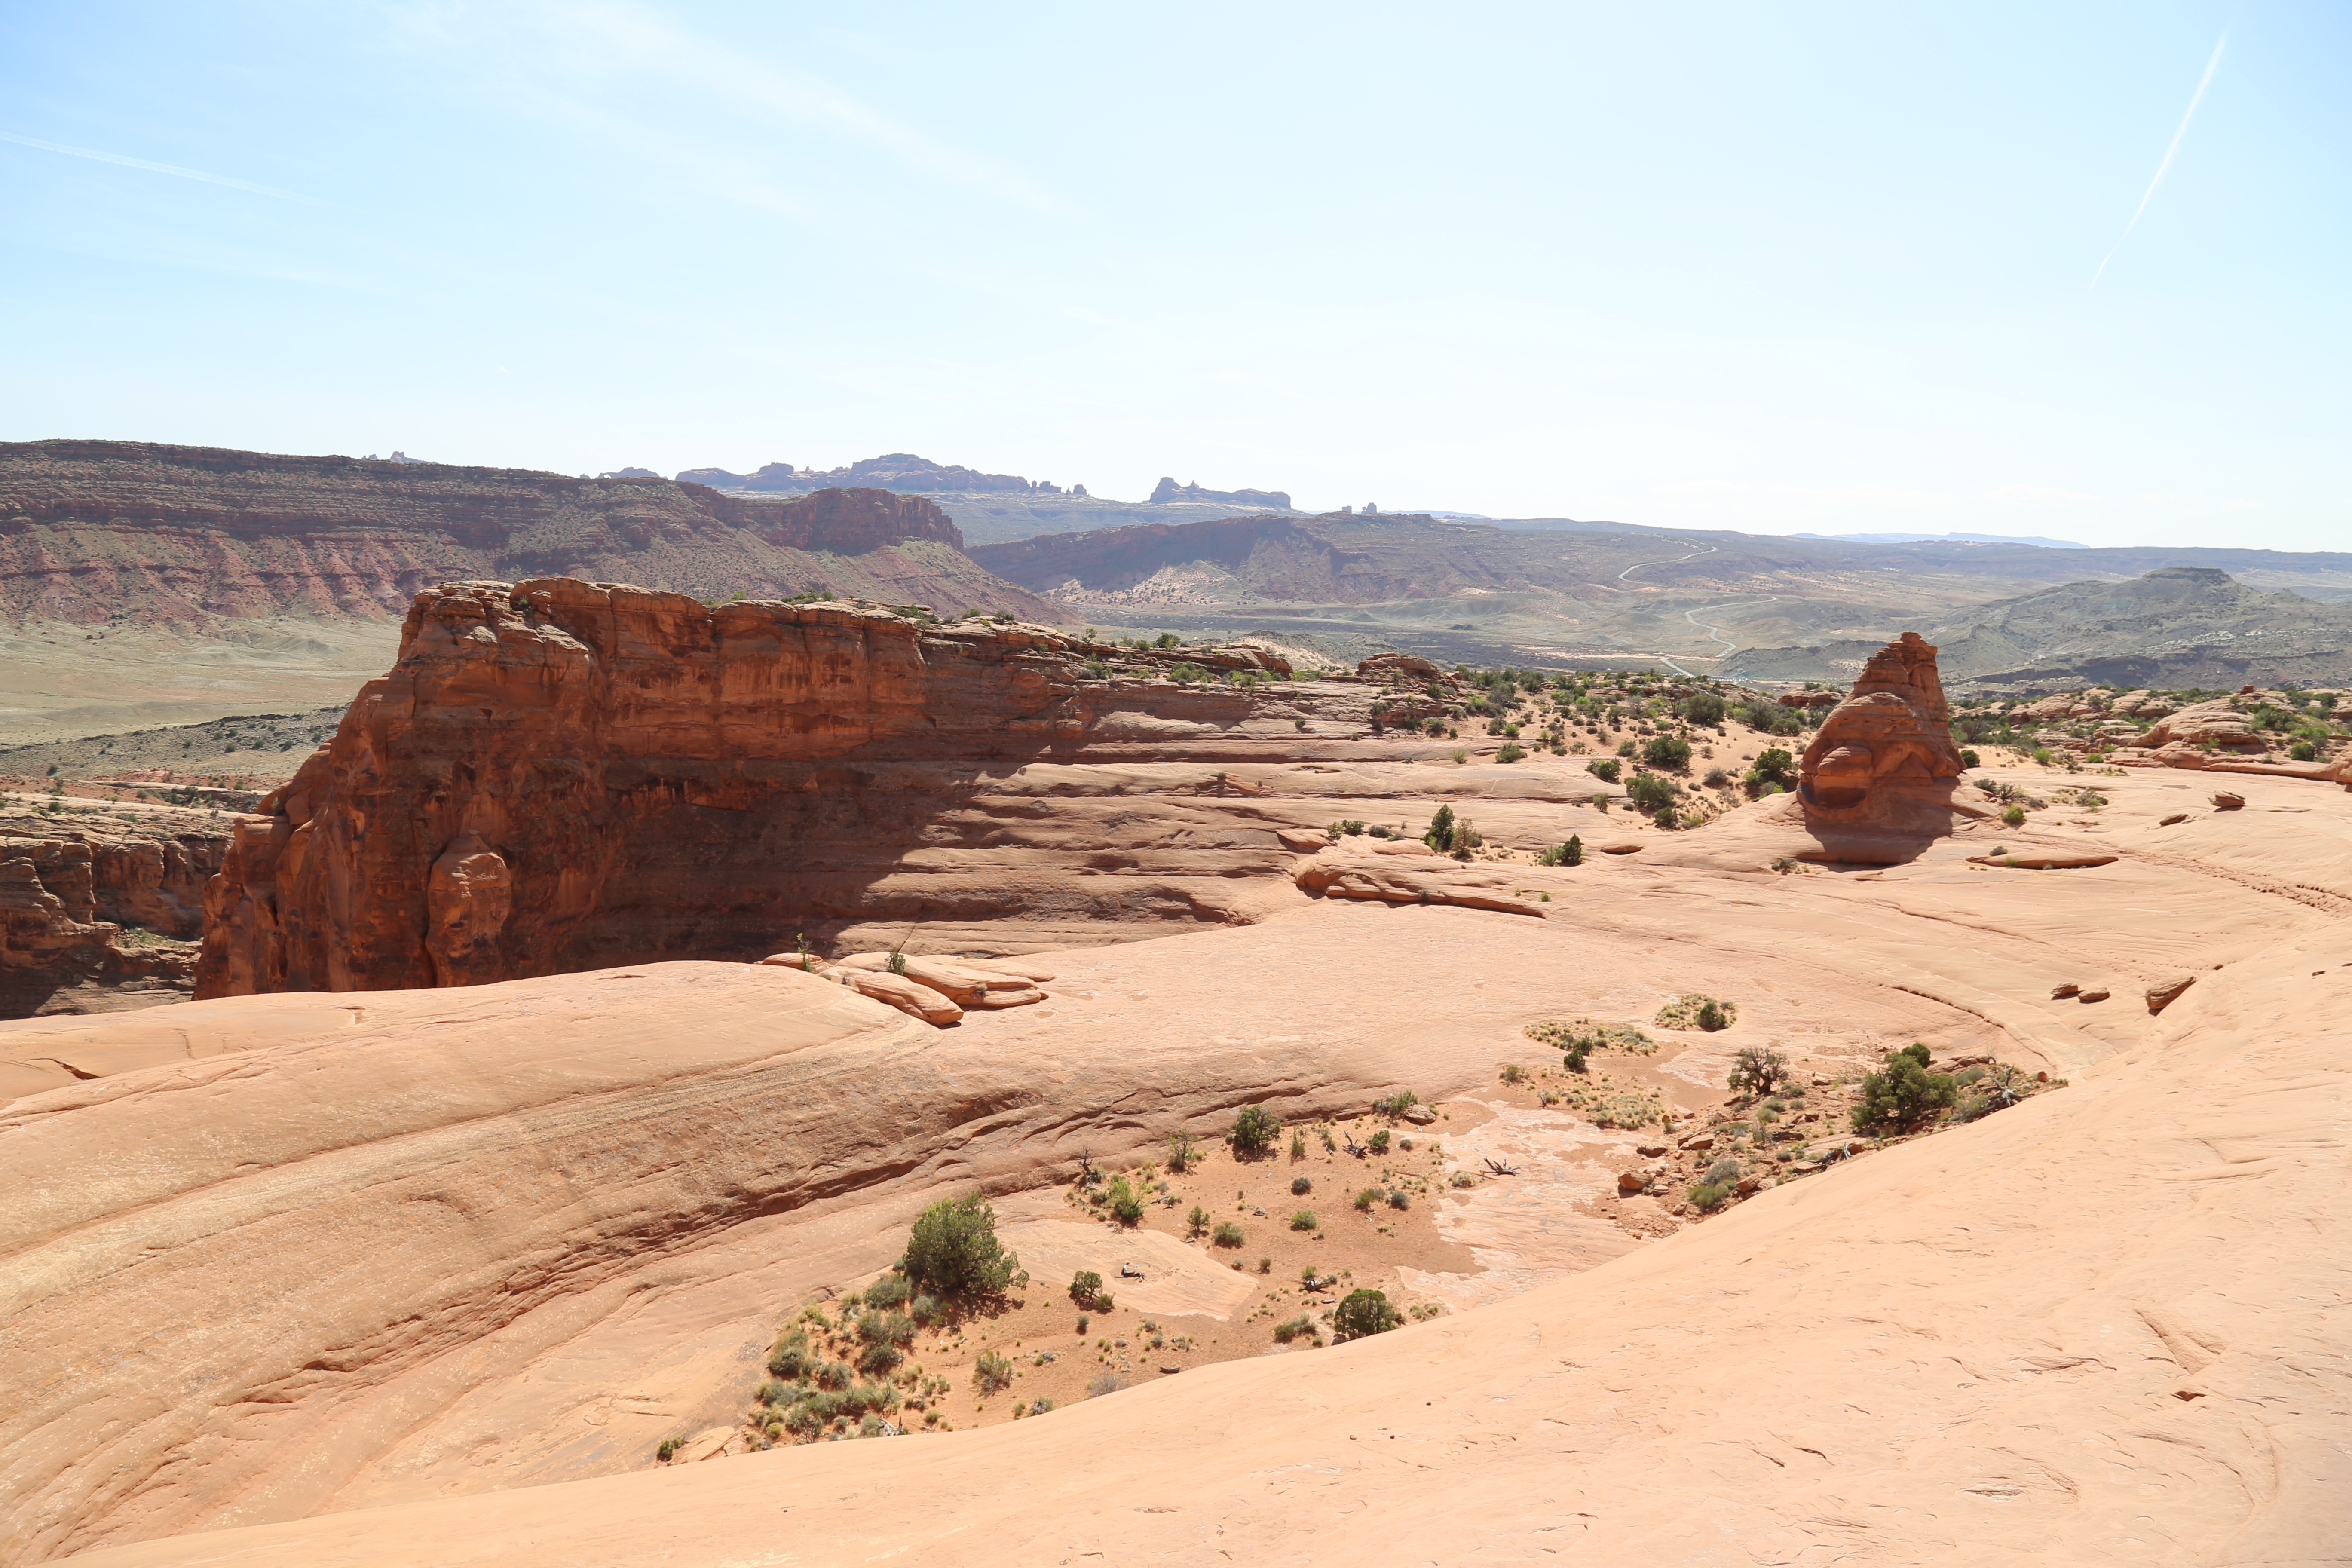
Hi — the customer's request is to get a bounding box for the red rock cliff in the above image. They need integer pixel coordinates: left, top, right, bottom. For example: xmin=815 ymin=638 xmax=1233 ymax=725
xmin=198 ymin=579 xmax=1359 ymax=997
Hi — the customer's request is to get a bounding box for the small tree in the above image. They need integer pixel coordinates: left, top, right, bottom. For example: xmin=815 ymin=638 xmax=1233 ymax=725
xmin=1643 ymin=734 xmax=1692 ymax=771
xmin=1424 ymin=804 xmax=1456 ymax=850
xmin=1166 ymin=1127 xmax=1200 ymax=1172
xmin=1851 ymin=1045 xmax=1957 ymax=1133
xmin=1332 ymin=1288 xmax=1403 ymax=1341
xmin=1565 ymin=834 xmax=1583 ymax=866
xmin=901 ymin=1193 xmax=1027 ymax=1299
xmin=1232 ymin=1104 xmax=1280 ymax=1160
xmin=1107 ymin=1175 xmax=1145 ymax=1226
xmin=1727 ymin=1045 xmax=1788 ymax=1099
xmin=1069 ymin=1270 xmax=1112 ymax=1311
xmin=1186 ymin=1204 xmax=1210 ymax=1237
xmin=1681 ymin=691 xmax=1727 ymax=726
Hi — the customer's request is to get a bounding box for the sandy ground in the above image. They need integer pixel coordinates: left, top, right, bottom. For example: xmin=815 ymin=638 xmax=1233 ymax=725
xmin=0 ymin=618 xmax=398 ymax=744
xmin=4 ymin=763 xmax=2347 ymax=1565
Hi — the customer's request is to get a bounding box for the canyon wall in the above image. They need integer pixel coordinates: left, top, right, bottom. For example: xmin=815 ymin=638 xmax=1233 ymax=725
xmin=0 ymin=441 xmax=1054 ymax=625
xmin=198 ymin=579 xmax=1443 ymax=997
xmin=0 ymin=822 xmax=221 ymax=1016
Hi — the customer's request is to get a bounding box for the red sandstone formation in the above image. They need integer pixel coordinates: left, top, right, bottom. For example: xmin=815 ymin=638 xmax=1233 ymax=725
xmin=0 ymin=817 xmax=221 ymax=1015
xmin=1797 ymin=631 xmax=1966 ymax=832
xmin=196 ymin=579 xmax=1378 ymax=998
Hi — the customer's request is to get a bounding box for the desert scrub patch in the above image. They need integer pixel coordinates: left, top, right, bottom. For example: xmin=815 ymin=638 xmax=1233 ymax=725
xmin=1290 ymin=1209 xmax=1317 ymax=1230
xmin=1290 ymin=1174 xmax=1313 ymax=1195
xmin=1212 ymin=1221 xmax=1245 ymax=1248
xmin=1352 ymin=1186 xmax=1383 ymax=1213
xmin=901 ymin=1192 xmax=1028 ymax=1299
xmin=1272 ymin=1315 xmax=1318 ymax=1344
xmin=1654 ymin=993 xmax=1736 ymax=1032
xmin=1524 ymin=1018 xmax=1657 ymax=1071
xmin=972 ymin=1351 xmax=1016 ymax=1396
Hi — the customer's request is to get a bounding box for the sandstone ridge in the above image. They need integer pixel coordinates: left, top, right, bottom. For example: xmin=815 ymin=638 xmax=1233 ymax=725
xmin=0 ymin=441 xmax=1054 ymax=625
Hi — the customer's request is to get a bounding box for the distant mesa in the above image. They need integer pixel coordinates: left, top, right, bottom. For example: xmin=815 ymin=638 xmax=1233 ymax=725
xmin=678 ymin=453 xmax=1067 ymax=496
xmin=361 ymin=450 xmax=427 ymax=463
xmin=1792 ymin=530 xmax=2089 ymax=549
xmin=597 ymin=466 xmax=660 ymax=480
xmin=1149 ymin=476 xmax=1292 ymax=510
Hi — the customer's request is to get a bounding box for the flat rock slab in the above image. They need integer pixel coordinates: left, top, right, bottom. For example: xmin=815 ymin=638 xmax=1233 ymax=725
xmin=995 ymin=1222 xmax=1256 ymax=1321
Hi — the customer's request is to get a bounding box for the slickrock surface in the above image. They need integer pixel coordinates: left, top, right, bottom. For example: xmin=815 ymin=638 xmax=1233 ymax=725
xmin=9 ymin=761 xmax=2351 ymax=1565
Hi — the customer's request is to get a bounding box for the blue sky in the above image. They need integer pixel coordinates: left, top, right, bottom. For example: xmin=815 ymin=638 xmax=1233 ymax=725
xmin=3 ymin=2 xmax=2345 ymax=547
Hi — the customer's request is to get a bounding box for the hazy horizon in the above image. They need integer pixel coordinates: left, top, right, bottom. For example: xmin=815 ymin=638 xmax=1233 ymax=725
xmin=3 ymin=1 xmax=2345 ymax=549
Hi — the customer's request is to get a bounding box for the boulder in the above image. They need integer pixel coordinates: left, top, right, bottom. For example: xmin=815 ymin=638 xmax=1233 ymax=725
xmin=799 ymin=962 xmax=965 ymax=1025
xmin=2077 ymin=988 xmax=2111 ymax=1004
xmin=1677 ymin=1131 xmax=1715 ymax=1152
xmin=2050 ymin=983 xmax=2081 ymax=998
xmin=2147 ymin=975 xmax=2196 ymax=1014
xmin=2211 ymin=792 xmax=2246 ymax=810
xmin=1617 ymin=1170 xmax=1650 ymax=1195
xmin=960 ymin=957 xmax=1059 ymax=983
xmin=966 ymin=986 xmax=1047 ymax=1009
xmin=1635 ymin=1142 xmax=1670 ymax=1158
xmin=1796 ymin=633 xmax=1966 ymax=833
xmin=839 ymin=952 xmax=1027 ymax=1003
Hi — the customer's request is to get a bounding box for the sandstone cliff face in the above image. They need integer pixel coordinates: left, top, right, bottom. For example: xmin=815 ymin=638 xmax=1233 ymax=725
xmin=1797 ymin=631 xmax=1966 ymax=832
xmin=198 ymin=581 xmax=1407 ymax=997
xmin=0 ymin=441 xmax=1052 ymax=625
xmin=0 ymin=820 xmax=221 ymax=1016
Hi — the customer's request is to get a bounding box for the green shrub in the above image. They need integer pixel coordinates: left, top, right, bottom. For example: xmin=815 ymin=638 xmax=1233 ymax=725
xmin=2290 ymin=740 xmax=2317 ymax=761
xmin=1627 ymin=772 xmax=1675 ymax=812
xmin=1746 ymin=747 xmax=1796 ymax=793
xmin=1166 ymin=1128 xmax=1200 ymax=1172
xmin=1212 ymin=1222 xmax=1245 ymax=1248
xmin=1682 ymin=692 xmax=1727 ymax=726
xmin=1332 ymin=1288 xmax=1403 ymax=1341
xmin=658 ymin=1437 xmax=680 ymax=1460
xmin=1330 ymin=818 xmax=1366 ymax=836
xmin=1958 ymin=747 xmax=1981 ymax=768
xmin=1851 ymin=1045 xmax=1958 ymax=1133
xmin=862 ymin=1273 xmax=910 ymax=1310
xmin=1687 ymin=1181 xmax=1731 ymax=1212
xmin=1232 ymin=1104 xmax=1281 ymax=1159
xmin=1291 ymin=1175 xmax=1313 ymax=1195
xmin=1655 ymin=994 xmax=1736 ymax=1031
xmin=1727 ymin=1045 xmax=1788 ymax=1098
xmin=1499 ymin=1062 xmax=1528 ymax=1085
xmin=1424 ymin=804 xmax=1456 ymax=848
xmin=1372 ymin=1090 xmax=1418 ymax=1118
xmin=1352 ymin=1187 xmax=1381 ymax=1212
xmin=1367 ymin=1129 xmax=1390 ymax=1155
xmin=1086 ymin=1372 xmax=1126 ymax=1397
xmin=1107 ymin=1175 xmax=1145 ymax=1225
xmin=1069 ymin=1270 xmax=1112 ymax=1311
xmin=1642 ymin=735 xmax=1692 ymax=771
xmin=767 ymin=1334 xmax=814 ymax=1380
xmin=1387 ymin=1188 xmax=1409 ymax=1210
xmin=1290 ymin=1129 xmax=1308 ymax=1159
xmin=1496 ymin=741 xmax=1525 ymax=763
xmin=857 ymin=1310 xmax=915 ymax=1346
xmin=1702 ymin=1157 xmax=1741 ymax=1187
xmin=858 ymin=1341 xmax=903 ymax=1377
xmin=2001 ymin=803 xmax=2027 ymax=827
xmin=814 ymin=1359 xmax=854 ymax=1391
xmin=1587 ymin=758 xmax=1622 ymax=783
xmin=1290 ymin=1210 xmax=1317 ymax=1230
xmin=901 ymin=1193 xmax=1027 ymax=1298
xmin=973 ymin=1351 xmax=1016 ymax=1396
xmin=1273 ymin=1315 xmax=1317 ymax=1344
xmin=756 ymin=1378 xmax=797 ymax=1406
xmin=1187 ymin=1204 xmax=1210 ymax=1237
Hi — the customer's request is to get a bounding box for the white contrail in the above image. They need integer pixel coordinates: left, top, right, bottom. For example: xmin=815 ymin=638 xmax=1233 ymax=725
xmin=2091 ymin=30 xmax=2229 ymax=288
xmin=0 ymin=129 xmax=317 ymax=202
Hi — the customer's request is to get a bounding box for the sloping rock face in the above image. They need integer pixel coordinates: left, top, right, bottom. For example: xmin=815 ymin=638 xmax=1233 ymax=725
xmin=0 ymin=441 xmax=1053 ymax=625
xmin=1797 ymin=631 xmax=1966 ymax=830
xmin=198 ymin=580 xmax=1439 ymax=997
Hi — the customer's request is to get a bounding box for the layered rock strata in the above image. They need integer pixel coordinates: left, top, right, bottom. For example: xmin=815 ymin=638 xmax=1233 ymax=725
xmin=196 ymin=581 xmax=1541 ymax=998
xmin=0 ymin=809 xmax=223 ymax=1017
xmin=1797 ymin=631 xmax=1966 ymax=831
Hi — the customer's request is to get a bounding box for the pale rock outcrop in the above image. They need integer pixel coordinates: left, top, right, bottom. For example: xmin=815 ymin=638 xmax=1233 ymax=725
xmin=423 ymin=833 xmax=511 ymax=988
